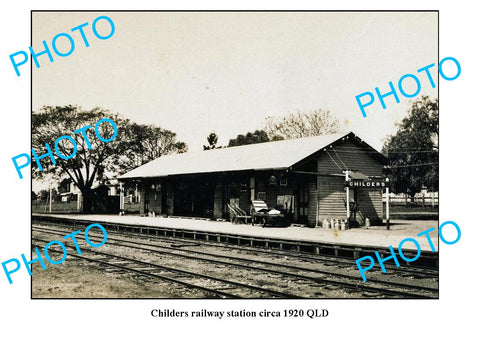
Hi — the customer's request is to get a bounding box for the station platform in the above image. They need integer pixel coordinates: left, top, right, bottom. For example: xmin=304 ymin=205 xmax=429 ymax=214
xmin=32 ymin=213 xmax=439 ymax=252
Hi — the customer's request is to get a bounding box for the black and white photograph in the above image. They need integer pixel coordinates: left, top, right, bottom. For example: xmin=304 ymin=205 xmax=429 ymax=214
xmin=30 ymin=11 xmax=439 ymax=299
xmin=1 ymin=1 xmax=477 ymax=339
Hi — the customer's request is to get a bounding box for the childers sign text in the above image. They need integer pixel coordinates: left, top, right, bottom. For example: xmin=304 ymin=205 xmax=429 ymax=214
xmin=345 ymin=180 xmax=387 ymax=188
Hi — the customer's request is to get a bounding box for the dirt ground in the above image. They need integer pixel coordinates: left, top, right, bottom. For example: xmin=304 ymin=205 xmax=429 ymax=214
xmin=32 ymin=258 xmax=211 ymax=298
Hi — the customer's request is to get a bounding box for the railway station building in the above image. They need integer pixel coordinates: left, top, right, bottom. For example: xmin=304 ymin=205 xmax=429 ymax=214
xmin=118 ymin=131 xmax=387 ymax=227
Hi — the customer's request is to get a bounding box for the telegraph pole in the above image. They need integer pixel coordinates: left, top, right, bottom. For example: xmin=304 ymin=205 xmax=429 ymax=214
xmin=119 ymin=182 xmax=125 ymax=214
xmin=49 ymin=185 xmax=52 ymax=213
xmin=385 ymin=177 xmax=390 ymax=230
xmin=345 ymin=170 xmax=350 ymax=223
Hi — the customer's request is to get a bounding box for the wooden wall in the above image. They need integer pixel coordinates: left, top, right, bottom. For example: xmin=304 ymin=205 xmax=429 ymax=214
xmin=317 ymin=175 xmax=347 ymax=221
xmin=317 ymin=140 xmax=384 ymax=176
xmin=306 ymin=180 xmax=318 ymax=226
xmin=315 ymin=138 xmax=385 ymax=224
xmin=213 ymin=180 xmax=223 ymax=219
xmin=356 ymin=188 xmax=383 ymax=224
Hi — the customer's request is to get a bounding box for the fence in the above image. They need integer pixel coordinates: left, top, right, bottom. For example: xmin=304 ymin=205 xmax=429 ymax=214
xmin=383 ymin=194 xmax=438 ymax=207
xmin=32 ymin=195 xmax=120 ymax=214
xmin=32 ymin=200 xmax=79 ymax=214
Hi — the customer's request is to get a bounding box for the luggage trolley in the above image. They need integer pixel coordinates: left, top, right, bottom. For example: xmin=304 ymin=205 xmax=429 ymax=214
xmin=250 ymin=200 xmax=290 ymax=227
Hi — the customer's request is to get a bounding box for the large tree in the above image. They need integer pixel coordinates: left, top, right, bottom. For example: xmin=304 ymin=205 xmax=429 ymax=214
xmin=264 ymin=109 xmax=341 ymax=140
xmin=32 ymin=105 xmax=187 ymax=212
xmin=125 ymin=123 xmax=187 ymax=168
xmin=382 ymin=96 xmax=439 ymax=199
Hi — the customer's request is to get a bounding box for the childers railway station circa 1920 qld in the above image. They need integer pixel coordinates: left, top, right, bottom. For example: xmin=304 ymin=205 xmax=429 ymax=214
xmin=118 ymin=131 xmax=388 ymax=228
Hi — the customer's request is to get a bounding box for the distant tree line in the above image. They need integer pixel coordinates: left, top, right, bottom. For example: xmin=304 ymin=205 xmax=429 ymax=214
xmin=228 ymin=130 xmax=272 ymax=147
xmin=264 ymin=109 xmax=341 ymax=140
xmin=222 ymin=109 xmax=341 ymax=148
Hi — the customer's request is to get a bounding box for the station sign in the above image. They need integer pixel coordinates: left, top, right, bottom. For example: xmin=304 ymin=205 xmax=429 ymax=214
xmin=344 ymin=180 xmax=388 ymax=188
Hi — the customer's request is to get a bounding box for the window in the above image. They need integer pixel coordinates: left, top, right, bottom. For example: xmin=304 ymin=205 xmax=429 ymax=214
xmin=257 ymin=192 xmax=266 ymax=200
xmin=279 ymin=173 xmax=288 ymax=186
xmin=277 ymin=194 xmax=294 ymax=211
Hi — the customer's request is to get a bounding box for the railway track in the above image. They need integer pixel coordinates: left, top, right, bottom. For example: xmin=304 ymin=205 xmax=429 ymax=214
xmin=110 ymin=226 xmax=438 ymax=279
xmin=32 ymin=236 xmax=302 ymax=299
xmin=33 ymin=224 xmax=438 ymax=298
xmin=33 ymin=218 xmax=439 ymax=277
xmin=31 ymin=223 xmax=439 ymax=279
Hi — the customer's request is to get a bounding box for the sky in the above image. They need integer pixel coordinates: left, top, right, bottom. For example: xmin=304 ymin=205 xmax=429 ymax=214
xmin=32 ymin=11 xmax=438 ymax=153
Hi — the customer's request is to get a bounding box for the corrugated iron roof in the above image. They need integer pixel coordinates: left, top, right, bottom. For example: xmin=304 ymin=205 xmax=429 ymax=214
xmin=119 ymin=131 xmax=359 ymax=179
